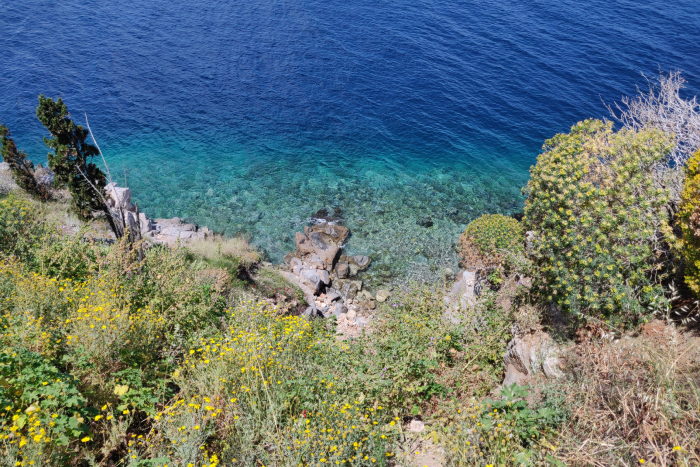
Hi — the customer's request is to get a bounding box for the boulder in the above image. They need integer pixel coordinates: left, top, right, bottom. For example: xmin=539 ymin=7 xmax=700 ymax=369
xmin=309 ymin=222 xmax=349 ymax=247
xmin=303 ymin=304 xmax=323 ymax=319
xmin=308 ymin=254 xmax=325 ymax=269
xmin=295 ymin=232 xmax=315 ymax=256
xmin=335 ymin=279 xmax=359 ymax=300
xmin=353 ymin=255 xmax=370 ymax=268
xmin=326 ymin=291 xmax=342 ymax=302
xmin=290 ymin=257 xmax=303 ymax=272
xmin=336 ymin=262 xmax=349 ymax=279
xmin=106 ymin=183 xmax=134 ymax=210
xmin=299 ymin=268 xmax=322 ymax=293
xmin=332 ymin=302 xmax=348 ymax=317
xmin=139 ymin=213 xmax=153 ymax=233
xmin=502 ymin=329 xmax=562 ymax=387
xmin=283 ymin=252 xmax=299 ymax=265
xmin=375 ymin=289 xmax=390 ymax=303
xmin=308 ymin=232 xmax=339 ymax=269
xmin=318 ymin=269 xmax=330 ymax=285
xmin=408 ymin=420 xmax=425 ymax=433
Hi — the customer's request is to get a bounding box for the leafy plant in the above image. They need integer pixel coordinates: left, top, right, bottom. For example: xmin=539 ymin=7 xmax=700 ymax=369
xmin=677 ymin=149 xmax=700 ymax=296
xmin=459 ymin=214 xmax=524 ymax=270
xmin=0 ymin=122 xmax=49 ymax=199
xmin=36 ymin=96 xmax=108 ymax=222
xmin=523 ymin=119 xmax=673 ymax=325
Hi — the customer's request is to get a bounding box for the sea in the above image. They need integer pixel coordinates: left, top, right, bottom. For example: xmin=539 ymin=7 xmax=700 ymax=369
xmin=1 ymin=0 xmax=699 ymax=288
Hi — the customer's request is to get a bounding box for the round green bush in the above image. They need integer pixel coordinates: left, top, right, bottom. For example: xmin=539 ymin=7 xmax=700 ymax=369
xmin=522 ymin=119 xmax=672 ymax=324
xmin=459 ymin=214 xmax=523 ymax=269
xmin=678 ymin=150 xmax=700 ymax=296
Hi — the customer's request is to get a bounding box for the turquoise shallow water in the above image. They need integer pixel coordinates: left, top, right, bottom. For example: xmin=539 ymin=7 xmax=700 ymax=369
xmin=1 ymin=0 xmax=699 ymax=288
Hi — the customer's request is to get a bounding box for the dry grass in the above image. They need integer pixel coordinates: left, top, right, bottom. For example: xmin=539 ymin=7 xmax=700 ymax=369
xmin=553 ymin=321 xmax=700 ymax=466
xmin=185 ymin=235 xmax=260 ymax=269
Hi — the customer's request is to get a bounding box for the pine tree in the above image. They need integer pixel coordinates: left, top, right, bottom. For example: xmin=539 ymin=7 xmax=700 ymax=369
xmin=36 ymin=95 xmax=107 ymax=220
xmin=0 ymin=121 xmax=49 ymax=199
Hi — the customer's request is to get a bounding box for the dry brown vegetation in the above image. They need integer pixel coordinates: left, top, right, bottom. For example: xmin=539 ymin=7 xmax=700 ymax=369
xmin=552 ymin=321 xmax=700 ymax=466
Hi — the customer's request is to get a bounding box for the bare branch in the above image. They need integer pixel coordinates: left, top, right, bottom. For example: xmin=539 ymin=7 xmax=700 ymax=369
xmin=84 ymin=112 xmax=113 ymax=185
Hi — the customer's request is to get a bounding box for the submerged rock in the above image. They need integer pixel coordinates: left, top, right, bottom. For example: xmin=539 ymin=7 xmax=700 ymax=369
xmin=417 ymin=216 xmax=434 ymax=228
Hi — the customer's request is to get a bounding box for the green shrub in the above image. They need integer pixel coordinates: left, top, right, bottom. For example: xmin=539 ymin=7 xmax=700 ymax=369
xmin=459 ymin=214 xmax=524 ymax=269
xmin=678 ymin=150 xmax=700 ymax=296
xmin=523 ymin=119 xmax=673 ymax=325
xmin=441 ymin=384 xmax=565 ymax=467
xmin=0 ymin=122 xmax=49 ymax=199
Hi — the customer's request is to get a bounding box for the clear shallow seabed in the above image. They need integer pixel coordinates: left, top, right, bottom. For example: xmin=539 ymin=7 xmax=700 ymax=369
xmin=1 ymin=0 xmax=699 ymax=288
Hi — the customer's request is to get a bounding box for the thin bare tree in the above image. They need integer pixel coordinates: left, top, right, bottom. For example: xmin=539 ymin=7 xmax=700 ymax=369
xmin=607 ymin=71 xmax=700 ymax=211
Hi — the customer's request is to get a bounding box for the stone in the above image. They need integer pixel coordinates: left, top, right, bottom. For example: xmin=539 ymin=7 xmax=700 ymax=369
xmin=289 ymin=257 xmax=303 ymax=270
xmin=417 ymin=216 xmax=433 ymax=228
xmin=309 ymin=222 xmax=349 ymax=246
xmin=502 ymin=330 xmax=562 ymax=387
xmin=408 ymin=420 xmax=425 ymax=433
xmin=375 ymin=289 xmax=390 ymax=303
xmin=326 ymin=291 xmax=342 ymax=302
xmin=309 ymin=232 xmax=340 ymax=269
xmin=368 ymin=300 xmax=376 ymax=310
xmin=443 ymin=268 xmax=456 ymax=283
xmin=353 ymin=255 xmax=370 ymax=268
xmin=332 ymin=302 xmax=347 ymax=317
xmin=295 ymin=232 xmax=315 ymax=256
xmin=106 ymin=183 xmax=134 ymax=211
xmin=347 ymin=309 xmax=357 ymax=321
xmin=308 ymin=254 xmax=324 ymax=269
xmin=299 ymin=268 xmax=321 ymax=293
xmin=318 ymin=269 xmax=330 ymax=285
xmin=303 ymin=305 xmax=323 ymax=319
xmin=349 ymin=263 xmax=360 ymax=276
xmin=336 ymin=262 xmax=349 ymax=279
xmin=138 ymin=213 xmax=153 ymax=233
xmin=0 ymin=162 xmax=9 ymax=171
xmin=283 ymin=252 xmax=299 ymax=265
xmin=333 ymin=279 xmax=362 ymax=300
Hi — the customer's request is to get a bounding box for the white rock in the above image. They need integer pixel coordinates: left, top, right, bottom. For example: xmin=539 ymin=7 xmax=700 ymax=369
xmin=408 ymin=420 xmax=425 ymax=433
xmin=375 ymin=290 xmax=390 ymax=303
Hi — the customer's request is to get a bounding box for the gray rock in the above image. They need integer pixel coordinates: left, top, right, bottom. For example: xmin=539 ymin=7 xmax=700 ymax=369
xmin=303 ymin=305 xmax=323 ymax=319
xmin=299 ymin=268 xmax=321 ymax=293
xmin=0 ymin=162 xmax=9 ymax=171
xmin=283 ymin=252 xmax=300 ymax=265
xmin=289 ymin=257 xmax=303 ymax=270
xmin=309 ymin=232 xmax=340 ymax=269
xmin=408 ymin=420 xmax=425 ymax=433
xmin=336 ymin=262 xmax=349 ymax=279
xmin=318 ymin=269 xmax=330 ymax=285
xmin=353 ymin=255 xmax=370 ymax=268
xmin=502 ymin=330 xmax=562 ymax=387
xmin=139 ymin=213 xmax=153 ymax=233
xmin=375 ymin=289 xmax=390 ymax=302
xmin=295 ymin=232 xmax=315 ymax=256
xmin=326 ymin=291 xmax=342 ymax=302
xmin=308 ymin=254 xmax=324 ymax=269
xmin=332 ymin=302 xmax=348 ymax=317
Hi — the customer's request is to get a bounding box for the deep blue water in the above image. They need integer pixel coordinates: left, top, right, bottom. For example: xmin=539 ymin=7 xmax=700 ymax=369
xmin=1 ymin=0 xmax=699 ymax=287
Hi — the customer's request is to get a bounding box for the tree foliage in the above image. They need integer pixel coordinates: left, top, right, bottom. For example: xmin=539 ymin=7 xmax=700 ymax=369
xmin=677 ymin=150 xmax=700 ymax=296
xmin=0 ymin=122 xmax=49 ymax=199
xmin=35 ymin=96 xmax=106 ymax=220
xmin=523 ymin=119 xmax=673 ymax=325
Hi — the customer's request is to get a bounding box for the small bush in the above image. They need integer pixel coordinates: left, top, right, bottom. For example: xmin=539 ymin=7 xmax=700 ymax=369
xmin=523 ymin=119 xmax=673 ymax=325
xmin=678 ymin=150 xmax=700 ymax=296
xmin=441 ymin=384 xmax=564 ymax=467
xmin=459 ymin=214 xmax=524 ymax=270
